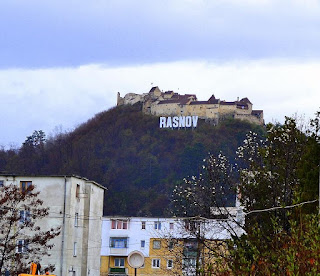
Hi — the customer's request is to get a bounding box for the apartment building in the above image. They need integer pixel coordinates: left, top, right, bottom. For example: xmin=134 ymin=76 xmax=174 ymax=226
xmin=100 ymin=215 xmax=244 ymax=276
xmin=0 ymin=174 xmax=106 ymax=276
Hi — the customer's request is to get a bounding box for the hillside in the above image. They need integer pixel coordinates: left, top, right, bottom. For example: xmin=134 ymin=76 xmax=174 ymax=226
xmin=0 ymin=104 xmax=265 ymax=216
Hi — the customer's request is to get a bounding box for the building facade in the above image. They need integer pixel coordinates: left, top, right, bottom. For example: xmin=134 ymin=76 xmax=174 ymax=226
xmin=100 ymin=215 xmax=243 ymax=276
xmin=0 ymin=174 xmax=106 ymax=276
xmin=117 ymin=86 xmax=264 ymax=125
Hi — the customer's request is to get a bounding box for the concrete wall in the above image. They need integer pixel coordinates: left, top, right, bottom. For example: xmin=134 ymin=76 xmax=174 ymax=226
xmin=0 ymin=175 xmax=105 ymax=276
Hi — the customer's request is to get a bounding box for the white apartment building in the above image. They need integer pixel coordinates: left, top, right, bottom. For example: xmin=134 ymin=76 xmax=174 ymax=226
xmin=100 ymin=215 xmax=244 ymax=276
xmin=0 ymin=174 xmax=106 ymax=276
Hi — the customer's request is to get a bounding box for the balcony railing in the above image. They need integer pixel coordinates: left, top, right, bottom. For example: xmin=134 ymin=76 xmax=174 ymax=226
xmin=109 ymin=267 xmax=128 ymax=276
xmin=109 ymin=247 xmax=128 ymax=255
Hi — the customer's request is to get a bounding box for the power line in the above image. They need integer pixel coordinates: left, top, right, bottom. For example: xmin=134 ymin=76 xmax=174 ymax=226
xmin=244 ymin=199 xmax=318 ymax=215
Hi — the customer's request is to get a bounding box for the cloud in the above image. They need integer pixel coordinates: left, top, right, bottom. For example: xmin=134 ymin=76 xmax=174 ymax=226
xmin=0 ymin=0 xmax=319 ymax=68
xmin=0 ymin=59 xmax=319 ymax=147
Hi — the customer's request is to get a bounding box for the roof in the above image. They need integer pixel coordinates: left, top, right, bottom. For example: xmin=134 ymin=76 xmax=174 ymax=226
xmin=208 ymin=95 xmax=219 ymax=104
xmin=251 ymin=110 xmax=263 ymax=115
xmin=0 ymin=174 xmax=107 ymax=190
xmin=189 ymin=101 xmax=212 ymax=105
xmin=220 ymin=101 xmax=236 ymax=105
xmin=158 ymin=94 xmax=196 ymax=105
xmin=158 ymin=100 xmax=184 ymax=105
xmin=149 ymin=86 xmax=159 ymax=93
xmin=239 ymin=97 xmax=252 ymax=104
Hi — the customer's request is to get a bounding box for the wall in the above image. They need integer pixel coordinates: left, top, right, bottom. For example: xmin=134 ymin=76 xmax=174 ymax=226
xmin=117 ymin=90 xmax=264 ymax=126
xmin=100 ymin=217 xmax=244 ymax=276
xmin=0 ymin=175 xmax=105 ymax=276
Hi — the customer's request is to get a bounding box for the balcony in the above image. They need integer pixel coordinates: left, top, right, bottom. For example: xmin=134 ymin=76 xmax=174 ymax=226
xmin=109 ymin=267 xmax=128 ymax=276
xmin=109 ymin=248 xmax=128 ymax=256
xmin=109 ymin=237 xmax=128 ymax=256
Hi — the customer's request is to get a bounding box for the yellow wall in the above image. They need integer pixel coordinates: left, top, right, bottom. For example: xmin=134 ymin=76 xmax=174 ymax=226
xmin=147 ymin=238 xmax=183 ymax=276
xmin=101 ymin=239 xmax=230 ymax=275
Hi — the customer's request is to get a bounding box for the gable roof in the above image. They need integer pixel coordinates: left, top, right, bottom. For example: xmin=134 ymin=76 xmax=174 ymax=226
xmin=239 ymin=97 xmax=252 ymax=104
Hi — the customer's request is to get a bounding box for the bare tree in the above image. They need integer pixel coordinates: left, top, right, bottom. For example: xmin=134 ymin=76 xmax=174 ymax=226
xmin=0 ymin=183 xmax=60 ymax=275
xmin=171 ymin=152 xmax=242 ymax=275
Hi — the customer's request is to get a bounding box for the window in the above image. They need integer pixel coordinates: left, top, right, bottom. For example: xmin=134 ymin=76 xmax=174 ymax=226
xmin=141 ymin=221 xmax=146 ymax=230
xmin=154 ymin=221 xmax=161 ymax=230
xmin=153 ymin=240 xmax=161 ymax=249
xmin=110 ymin=237 xmax=128 ymax=248
xmin=169 ymin=222 xmax=174 ymax=230
xmin=20 ymin=181 xmax=32 ymax=193
xmin=152 ymin=259 xmax=160 ymax=268
xmin=111 ymin=219 xmax=128 ymax=229
xmin=114 ymin=258 xmax=125 ymax=267
xmin=183 ymin=258 xmax=196 ymax=267
xmin=141 ymin=240 xmax=145 ymax=248
xmin=168 ymin=241 xmax=174 ymax=250
xmin=167 ymin=259 xmax=173 ymax=269
xmin=76 ymin=184 xmax=80 ymax=198
xmin=73 ymin=242 xmax=77 ymax=256
xmin=75 ymin=213 xmax=79 ymax=227
xmin=184 ymin=220 xmax=200 ymax=232
xmin=0 ymin=180 xmax=3 ymax=187
xmin=17 ymin=240 xmax=28 ymax=253
xmin=19 ymin=210 xmax=31 ymax=224
xmin=184 ymin=241 xmax=198 ymax=253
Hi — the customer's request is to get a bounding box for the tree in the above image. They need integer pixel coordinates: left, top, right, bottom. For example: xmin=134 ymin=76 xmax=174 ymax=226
xmin=171 ymin=114 xmax=320 ymax=275
xmin=171 ymin=153 xmax=241 ymax=275
xmin=228 ymin=213 xmax=320 ymax=275
xmin=0 ymin=182 xmax=60 ymax=275
xmin=227 ymin=115 xmax=320 ymax=275
xmin=172 ymin=153 xmax=238 ymax=218
xmin=19 ymin=130 xmax=47 ymax=174
xmin=237 ymin=118 xmax=307 ymax=233
xmin=22 ymin=130 xmax=46 ymax=148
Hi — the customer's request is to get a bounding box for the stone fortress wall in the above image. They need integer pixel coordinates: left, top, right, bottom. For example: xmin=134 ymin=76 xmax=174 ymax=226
xmin=117 ymin=86 xmax=264 ymax=125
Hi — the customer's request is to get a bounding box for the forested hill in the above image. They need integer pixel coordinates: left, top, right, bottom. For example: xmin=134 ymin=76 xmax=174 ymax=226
xmin=0 ymin=104 xmax=265 ymax=216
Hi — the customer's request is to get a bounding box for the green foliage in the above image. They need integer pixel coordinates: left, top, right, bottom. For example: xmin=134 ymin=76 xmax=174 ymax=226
xmin=237 ymin=117 xmax=308 ymax=234
xmin=229 ymin=214 xmax=320 ymax=275
xmin=172 ymin=111 xmax=320 ymax=275
xmin=228 ymin=113 xmax=320 ymax=275
xmin=0 ymin=104 xmax=265 ymax=216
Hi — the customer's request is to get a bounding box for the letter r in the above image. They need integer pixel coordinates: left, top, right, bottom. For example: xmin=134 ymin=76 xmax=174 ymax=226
xmin=159 ymin=117 xmax=166 ymax=128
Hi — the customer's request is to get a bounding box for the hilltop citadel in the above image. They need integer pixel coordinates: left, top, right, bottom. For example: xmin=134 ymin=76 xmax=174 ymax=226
xmin=117 ymin=86 xmax=264 ymax=125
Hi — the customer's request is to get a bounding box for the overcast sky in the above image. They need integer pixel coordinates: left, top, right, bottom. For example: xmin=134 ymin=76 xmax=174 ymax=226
xmin=1 ymin=0 xmax=320 ymax=147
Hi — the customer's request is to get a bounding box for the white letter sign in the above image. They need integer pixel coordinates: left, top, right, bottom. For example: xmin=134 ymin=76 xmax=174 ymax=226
xmin=159 ymin=116 xmax=198 ymax=129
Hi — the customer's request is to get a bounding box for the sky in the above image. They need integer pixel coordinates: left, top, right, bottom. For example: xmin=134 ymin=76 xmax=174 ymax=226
xmin=1 ymin=0 xmax=320 ymax=148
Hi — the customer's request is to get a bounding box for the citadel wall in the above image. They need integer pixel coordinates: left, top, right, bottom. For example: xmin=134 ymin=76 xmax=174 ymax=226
xmin=117 ymin=87 xmax=264 ymax=125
